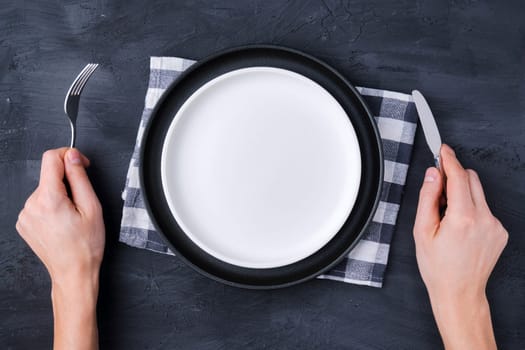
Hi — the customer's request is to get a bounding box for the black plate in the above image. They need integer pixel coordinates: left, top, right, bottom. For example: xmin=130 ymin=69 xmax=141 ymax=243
xmin=140 ymin=45 xmax=383 ymax=289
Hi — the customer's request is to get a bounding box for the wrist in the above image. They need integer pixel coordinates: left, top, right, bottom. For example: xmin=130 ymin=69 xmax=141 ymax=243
xmin=428 ymin=290 xmax=496 ymax=350
xmin=429 ymin=287 xmax=487 ymax=316
xmin=51 ymin=271 xmax=99 ymax=307
xmin=50 ymin=272 xmax=100 ymax=350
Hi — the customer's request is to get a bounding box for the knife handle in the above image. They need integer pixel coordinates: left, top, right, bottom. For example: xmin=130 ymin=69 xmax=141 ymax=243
xmin=434 ymin=154 xmax=441 ymax=171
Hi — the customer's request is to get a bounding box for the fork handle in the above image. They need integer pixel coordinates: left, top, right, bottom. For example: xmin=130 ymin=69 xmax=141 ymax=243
xmin=67 ymin=122 xmax=75 ymax=196
xmin=69 ymin=120 xmax=76 ymax=148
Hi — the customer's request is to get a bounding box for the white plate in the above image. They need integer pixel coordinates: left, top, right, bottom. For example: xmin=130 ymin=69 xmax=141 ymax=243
xmin=161 ymin=67 xmax=361 ymax=269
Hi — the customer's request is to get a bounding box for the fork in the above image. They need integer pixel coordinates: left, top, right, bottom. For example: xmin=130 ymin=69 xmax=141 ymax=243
xmin=64 ymin=63 xmax=99 ymax=148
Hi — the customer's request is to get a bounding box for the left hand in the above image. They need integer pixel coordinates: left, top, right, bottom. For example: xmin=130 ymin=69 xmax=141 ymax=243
xmin=16 ymin=148 xmax=105 ymax=289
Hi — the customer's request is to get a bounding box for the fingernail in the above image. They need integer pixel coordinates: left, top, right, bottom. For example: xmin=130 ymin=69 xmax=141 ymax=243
xmin=67 ymin=149 xmax=82 ymax=164
xmin=424 ymin=168 xmax=438 ymax=182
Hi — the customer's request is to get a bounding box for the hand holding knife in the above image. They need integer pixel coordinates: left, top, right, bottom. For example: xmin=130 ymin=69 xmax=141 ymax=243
xmin=411 ymin=90 xmax=509 ymax=350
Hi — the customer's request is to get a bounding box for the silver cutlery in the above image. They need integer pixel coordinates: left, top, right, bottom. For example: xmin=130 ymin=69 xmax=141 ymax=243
xmin=64 ymin=63 xmax=99 ymax=148
xmin=412 ymin=90 xmax=443 ymax=170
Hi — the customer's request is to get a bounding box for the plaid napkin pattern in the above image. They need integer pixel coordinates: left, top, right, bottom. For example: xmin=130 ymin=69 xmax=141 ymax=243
xmin=120 ymin=57 xmax=418 ymax=288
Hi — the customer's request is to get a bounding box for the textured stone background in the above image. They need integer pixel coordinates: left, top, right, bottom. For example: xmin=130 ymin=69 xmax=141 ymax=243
xmin=1 ymin=0 xmax=524 ymax=349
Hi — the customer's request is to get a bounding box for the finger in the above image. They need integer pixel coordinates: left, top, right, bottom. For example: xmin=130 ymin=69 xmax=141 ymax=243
xmin=38 ymin=148 xmax=89 ymax=201
xmin=39 ymin=148 xmax=69 ymax=193
xmin=64 ymin=148 xmax=100 ymax=215
xmin=76 ymin=151 xmax=91 ymax=167
xmin=466 ymin=169 xmax=490 ymax=211
xmin=414 ymin=167 xmax=443 ymax=243
xmin=440 ymin=144 xmax=474 ymax=211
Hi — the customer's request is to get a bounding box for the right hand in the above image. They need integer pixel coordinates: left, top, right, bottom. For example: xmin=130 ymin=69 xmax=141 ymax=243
xmin=413 ymin=144 xmax=508 ymax=349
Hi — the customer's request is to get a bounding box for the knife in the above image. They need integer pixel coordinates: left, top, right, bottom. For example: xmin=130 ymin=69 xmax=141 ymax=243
xmin=411 ymin=90 xmax=443 ymax=170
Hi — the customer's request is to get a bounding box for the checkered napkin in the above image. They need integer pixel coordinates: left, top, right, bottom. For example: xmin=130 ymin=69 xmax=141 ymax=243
xmin=120 ymin=56 xmax=418 ymax=288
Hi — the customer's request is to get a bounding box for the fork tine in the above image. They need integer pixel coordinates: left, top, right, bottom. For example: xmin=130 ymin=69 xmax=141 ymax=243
xmin=75 ymin=64 xmax=98 ymax=94
xmin=73 ymin=63 xmax=98 ymax=95
xmin=71 ymin=63 xmax=97 ymax=95
xmin=64 ymin=64 xmax=94 ymax=113
xmin=78 ymin=63 xmax=98 ymax=85
xmin=65 ymin=64 xmax=92 ymax=97
xmin=72 ymin=63 xmax=98 ymax=95
xmin=67 ymin=64 xmax=94 ymax=97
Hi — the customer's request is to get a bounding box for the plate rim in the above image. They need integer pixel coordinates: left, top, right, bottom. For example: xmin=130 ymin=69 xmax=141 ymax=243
xmin=139 ymin=44 xmax=384 ymax=289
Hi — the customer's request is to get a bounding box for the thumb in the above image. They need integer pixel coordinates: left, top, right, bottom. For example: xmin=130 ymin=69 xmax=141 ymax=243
xmin=65 ymin=148 xmax=99 ymax=215
xmin=413 ymin=167 xmax=443 ymax=243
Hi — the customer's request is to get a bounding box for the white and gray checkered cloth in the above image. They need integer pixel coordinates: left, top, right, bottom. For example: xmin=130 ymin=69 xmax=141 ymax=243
xmin=120 ymin=56 xmax=418 ymax=288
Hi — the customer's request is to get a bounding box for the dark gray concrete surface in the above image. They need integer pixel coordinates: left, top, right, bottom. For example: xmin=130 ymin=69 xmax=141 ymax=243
xmin=1 ymin=0 xmax=524 ymax=349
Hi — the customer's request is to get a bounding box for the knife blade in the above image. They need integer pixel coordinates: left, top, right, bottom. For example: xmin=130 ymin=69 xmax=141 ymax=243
xmin=412 ymin=90 xmax=442 ymax=170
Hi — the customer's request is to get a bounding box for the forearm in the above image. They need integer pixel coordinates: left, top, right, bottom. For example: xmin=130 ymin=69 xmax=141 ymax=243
xmin=51 ymin=277 xmax=99 ymax=350
xmin=429 ymin=292 xmax=496 ymax=350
